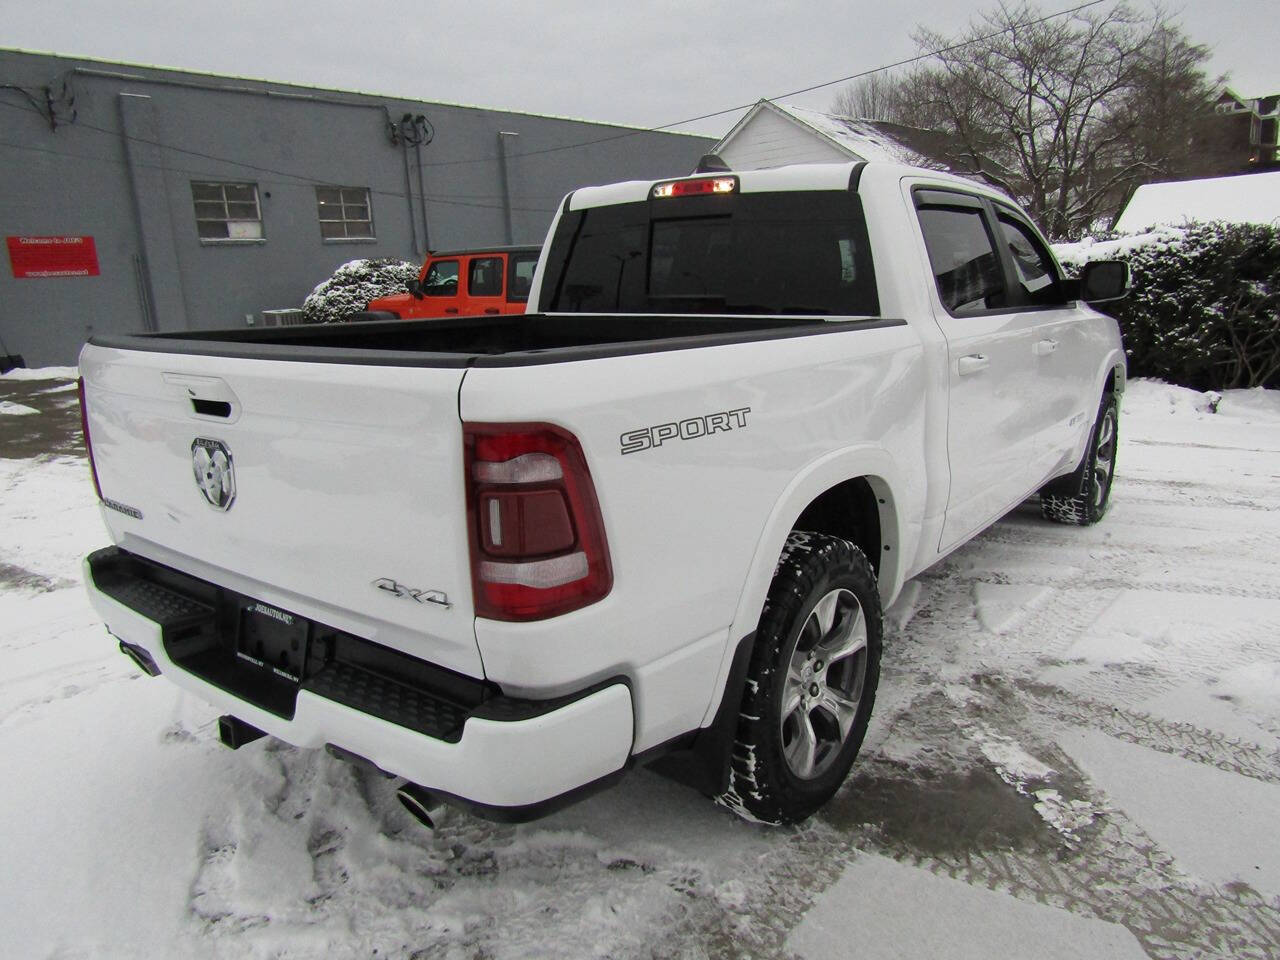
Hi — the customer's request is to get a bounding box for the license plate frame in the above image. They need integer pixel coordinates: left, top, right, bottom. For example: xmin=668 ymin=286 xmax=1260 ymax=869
xmin=235 ymin=601 xmax=310 ymax=684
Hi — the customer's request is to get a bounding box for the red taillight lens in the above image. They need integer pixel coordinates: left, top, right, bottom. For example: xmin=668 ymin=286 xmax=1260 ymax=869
xmin=77 ymin=377 xmax=103 ymax=500
xmin=464 ymin=423 xmax=612 ymax=621
xmin=651 ymin=176 xmax=737 ymax=199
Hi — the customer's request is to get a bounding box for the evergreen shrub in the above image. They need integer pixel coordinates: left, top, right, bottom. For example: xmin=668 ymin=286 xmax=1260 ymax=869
xmin=302 ymin=258 xmax=419 ymax=324
xmin=1055 ymin=222 xmax=1280 ymax=390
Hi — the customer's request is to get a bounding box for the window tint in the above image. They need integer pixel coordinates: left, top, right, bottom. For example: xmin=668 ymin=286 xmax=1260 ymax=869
xmin=995 ymin=212 xmax=1065 ymax=306
xmin=468 ymin=257 xmax=503 ymax=297
xmin=191 ymin=182 xmax=262 ymax=240
xmin=917 ymin=206 xmax=1005 ymax=314
xmin=508 ymin=253 xmax=538 ymax=301
xmin=542 ymin=191 xmax=879 ymax=317
xmin=423 ymin=260 xmax=459 ymax=296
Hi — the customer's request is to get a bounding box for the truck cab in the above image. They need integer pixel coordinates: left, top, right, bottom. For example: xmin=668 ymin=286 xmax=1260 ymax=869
xmin=367 ymin=246 xmax=540 ymax=319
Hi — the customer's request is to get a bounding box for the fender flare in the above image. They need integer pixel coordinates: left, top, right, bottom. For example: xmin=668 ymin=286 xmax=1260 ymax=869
xmin=728 ymin=443 xmax=909 ymax=651
xmin=1096 ymin=349 xmax=1127 ymax=401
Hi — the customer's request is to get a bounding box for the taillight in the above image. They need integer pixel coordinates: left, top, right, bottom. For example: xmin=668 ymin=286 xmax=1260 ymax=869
xmin=464 ymin=423 xmax=612 ymax=621
xmin=78 ymin=377 xmax=103 ymax=500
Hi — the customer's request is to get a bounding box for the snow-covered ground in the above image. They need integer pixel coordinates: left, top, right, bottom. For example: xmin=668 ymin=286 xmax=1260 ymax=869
xmin=2 ymin=369 xmax=1279 ymax=959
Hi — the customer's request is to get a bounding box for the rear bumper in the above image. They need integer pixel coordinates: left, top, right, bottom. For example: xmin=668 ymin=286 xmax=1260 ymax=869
xmin=84 ymin=548 xmax=634 ymax=813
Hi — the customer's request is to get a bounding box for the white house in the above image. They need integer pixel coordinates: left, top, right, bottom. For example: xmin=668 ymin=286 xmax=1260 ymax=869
xmin=711 ymin=99 xmax=1004 ymax=185
xmin=713 ymin=100 xmax=931 ymax=169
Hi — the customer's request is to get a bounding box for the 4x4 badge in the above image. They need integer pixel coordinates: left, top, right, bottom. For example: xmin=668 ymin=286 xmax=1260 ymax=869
xmin=192 ymin=438 xmax=235 ymax=511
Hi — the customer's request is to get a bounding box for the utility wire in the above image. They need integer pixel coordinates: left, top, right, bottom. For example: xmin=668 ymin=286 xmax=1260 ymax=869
xmin=395 ymin=0 xmax=1113 ymax=168
xmin=0 ymin=0 xmax=1109 ymax=190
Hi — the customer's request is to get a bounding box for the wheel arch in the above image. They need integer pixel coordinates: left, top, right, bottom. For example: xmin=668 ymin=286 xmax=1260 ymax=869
xmin=728 ymin=446 xmax=907 ymax=647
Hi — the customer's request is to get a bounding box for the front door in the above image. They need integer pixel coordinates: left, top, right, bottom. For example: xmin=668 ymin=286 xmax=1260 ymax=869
xmin=913 ymin=188 xmax=1054 ymax=553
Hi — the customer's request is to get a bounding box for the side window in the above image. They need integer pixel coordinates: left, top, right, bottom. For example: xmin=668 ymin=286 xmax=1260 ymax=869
xmin=917 ymin=205 xmax=1006 ymax=315
xmin=995 ymin=211 xmax=1066 ymax=307
xmin=468 ymin=257 xmax=503 ymax=297
xmin=508 ymin=253 xmax=538 ymax=301
xmin=423 ymin=260 xmax=459 ymax=296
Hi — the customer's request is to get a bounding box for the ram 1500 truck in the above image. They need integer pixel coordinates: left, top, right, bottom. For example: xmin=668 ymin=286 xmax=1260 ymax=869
xmin=79 ymin=160 xmax=1128 ymax=825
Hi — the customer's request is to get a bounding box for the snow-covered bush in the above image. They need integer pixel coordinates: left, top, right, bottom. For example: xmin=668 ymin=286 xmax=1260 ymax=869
xmin=1055 ymin=222 xmax=1280 ymax=390
xmin=301 ymin=258 xmax=420 ymax=324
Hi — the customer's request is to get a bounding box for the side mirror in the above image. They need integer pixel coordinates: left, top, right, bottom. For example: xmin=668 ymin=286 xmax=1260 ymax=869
xmin=406 ymin=277 xmax=424 ymax=300
xmin=1078 ymin=260 xmax=1130 ymax=304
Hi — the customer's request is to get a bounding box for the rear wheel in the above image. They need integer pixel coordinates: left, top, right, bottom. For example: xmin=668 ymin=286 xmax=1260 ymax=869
xmin=717 ymin=531 xmax=882 ymax=824
xmin=1041 ymin=394 xmax=1118 ymax=525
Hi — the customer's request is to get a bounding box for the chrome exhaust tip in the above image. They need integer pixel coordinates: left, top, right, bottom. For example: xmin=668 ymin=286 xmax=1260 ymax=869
xmin=396 ymin=782 xmax=448 ymax=830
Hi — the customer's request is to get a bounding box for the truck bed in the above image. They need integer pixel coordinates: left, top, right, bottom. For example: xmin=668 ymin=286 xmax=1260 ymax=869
xmin=88 ymin=313 xmax=894 ymax=367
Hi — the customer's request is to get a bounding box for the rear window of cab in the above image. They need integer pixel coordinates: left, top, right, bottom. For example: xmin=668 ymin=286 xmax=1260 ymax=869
xmin=540 ymin=190 xmax=879 ymax=317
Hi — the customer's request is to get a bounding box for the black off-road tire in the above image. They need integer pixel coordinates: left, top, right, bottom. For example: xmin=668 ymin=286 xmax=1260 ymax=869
xmin=1040 ymin=393 xmax=1119 ymax=526
xmin=717 ymin=531 xmax=883 ymax=825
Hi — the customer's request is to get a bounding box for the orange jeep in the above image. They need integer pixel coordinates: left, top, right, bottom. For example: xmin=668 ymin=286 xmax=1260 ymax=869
xmin=363 ymin=246 xmax=540 ymax=319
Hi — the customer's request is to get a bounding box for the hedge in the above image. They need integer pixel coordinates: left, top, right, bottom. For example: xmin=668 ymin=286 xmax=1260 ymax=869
xmin=1054 ymin=222 xmax=1280 ymax=391
xmin=301 ymin=257 xmax=420 ymax=324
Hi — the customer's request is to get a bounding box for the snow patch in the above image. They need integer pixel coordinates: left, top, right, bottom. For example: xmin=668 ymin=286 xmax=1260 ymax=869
xmin=1033 ymin=789 xmax=1097 ymax=839
xmin=972 ymin=582 xmax=1051 ymax=635
xmin=1059 ymin=728 xmax=1280 ymax=897
xmin=0 ymin=365 xmax=79 ymax=381
xmin=0 ymin=400 xmax=39 ymax=416
xmin=1214 ymin=661 xmax=1280 ymax=728
xmin=786 ymin=852 xmax=1147 ymax=960
xmin=1113 ymin=169 xmax=1280 ymax=232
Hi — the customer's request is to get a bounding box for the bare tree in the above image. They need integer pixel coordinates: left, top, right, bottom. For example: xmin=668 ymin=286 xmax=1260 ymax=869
xmin=831 ymin=2 xmax=1216 ymax=236
xmin=830 ymin=72 xmax=906 ymax=121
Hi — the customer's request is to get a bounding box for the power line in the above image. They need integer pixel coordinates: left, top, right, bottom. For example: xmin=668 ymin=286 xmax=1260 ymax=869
xmin=0 ymin=0 xmax=1111 ymax=192
xmin=394 ymin=0 xmax=1115 ymax=167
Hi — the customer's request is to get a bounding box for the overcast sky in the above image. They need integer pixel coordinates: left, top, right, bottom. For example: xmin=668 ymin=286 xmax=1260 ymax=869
xmin=2 ymin=0 xmax=1276 ymax=139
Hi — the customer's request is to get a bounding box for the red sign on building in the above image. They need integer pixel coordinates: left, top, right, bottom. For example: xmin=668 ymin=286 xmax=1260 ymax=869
xmin=6 ymin=236 xmax=100 ymax=278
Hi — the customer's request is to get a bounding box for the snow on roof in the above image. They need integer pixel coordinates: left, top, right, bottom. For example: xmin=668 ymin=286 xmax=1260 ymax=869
xmin=770 ymin=103 xmax=933 ymax=167
xmin=1114 ymin=170 xmax=1280 ymax=232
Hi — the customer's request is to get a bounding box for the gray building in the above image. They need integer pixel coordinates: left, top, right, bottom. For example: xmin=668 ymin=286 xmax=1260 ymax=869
xmin=0 ymin=50 xmax=713 ymax=366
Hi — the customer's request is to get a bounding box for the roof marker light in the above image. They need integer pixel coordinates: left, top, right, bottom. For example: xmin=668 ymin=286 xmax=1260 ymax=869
xmin=651 ymin=176 xmax=738 ymax=199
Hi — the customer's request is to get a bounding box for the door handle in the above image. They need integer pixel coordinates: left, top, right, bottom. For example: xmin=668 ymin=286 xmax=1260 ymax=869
xmin=1033 ymin=339 xmax=1059 ymax=356
xmin=957 ymin=354 xmax=990 ymax=376
xmin=484 ymin=308 xmax=500 ymax=314
xmin=443 ymin=308 xmax=459 ymax=315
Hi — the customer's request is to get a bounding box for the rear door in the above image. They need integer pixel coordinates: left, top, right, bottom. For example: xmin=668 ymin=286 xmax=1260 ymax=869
xmin=912 ymin=188 xmax=1053 ymax=552
xmin=462 ymin=255 xmax=505 ymax=315
xmin=504 ymin=250 xmax=539 ymax=313
xmin=79 ymin=346 xmax=482 ymax=675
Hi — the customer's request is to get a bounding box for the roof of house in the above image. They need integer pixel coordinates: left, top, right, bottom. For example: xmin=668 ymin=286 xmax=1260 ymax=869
xmin=714 ymin=100 xmax=1009 ymax=184
xmin=767 ymin=103 xmax=935 ymax=166
xmin=1114 ymin=170 xmax=1280 ymax=231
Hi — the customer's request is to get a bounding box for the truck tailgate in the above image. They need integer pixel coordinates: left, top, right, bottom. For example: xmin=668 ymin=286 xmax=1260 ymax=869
xmin=79 ymin=344 xmax=481 ymax=677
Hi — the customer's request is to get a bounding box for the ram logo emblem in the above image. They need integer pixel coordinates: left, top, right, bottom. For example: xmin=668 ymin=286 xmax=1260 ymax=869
xmin=192 ymin=438 xmax=236 ymax=511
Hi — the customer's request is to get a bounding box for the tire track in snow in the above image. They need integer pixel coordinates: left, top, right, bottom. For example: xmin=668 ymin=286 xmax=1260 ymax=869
xmin=825 ymin=682 xmax=1280 ymax=960
xmin=1010 ymin=681 xmax=1280 ymax=786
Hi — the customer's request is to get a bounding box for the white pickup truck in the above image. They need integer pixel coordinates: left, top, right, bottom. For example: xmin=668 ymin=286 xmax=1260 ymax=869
xmin=79 ymin=160 xmax=1128 ymax=825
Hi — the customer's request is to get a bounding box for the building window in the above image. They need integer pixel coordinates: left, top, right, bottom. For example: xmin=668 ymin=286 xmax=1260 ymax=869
xmin=191 ymin=182 xmax=263 ymax=240
xmin=316 ymin=186 xmax=374 ymax=240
